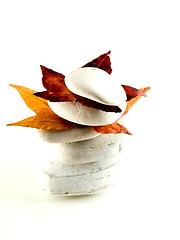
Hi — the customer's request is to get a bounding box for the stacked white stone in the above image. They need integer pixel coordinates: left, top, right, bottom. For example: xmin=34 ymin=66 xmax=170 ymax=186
xmin=39 ymin=67 xmax=127 ymax=195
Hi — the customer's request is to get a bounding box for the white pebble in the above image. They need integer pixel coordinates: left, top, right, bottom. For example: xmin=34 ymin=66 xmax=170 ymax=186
xmin=65 ymin=67 xmax=127 ymax=106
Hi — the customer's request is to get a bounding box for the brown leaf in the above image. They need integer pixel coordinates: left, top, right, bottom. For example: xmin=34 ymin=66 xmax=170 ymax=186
xmin=123 ymin=87 xmax=151 ymax=116
xmin=7 ymin=107 xmax=80 ymax=130
xmin=92 ymin=122 xmax=132 ymax=135
xmin=9 ymin=84 xmax=48 ymax=114
xmin=82 ymin=51 xmax=112 ymax=74
xmin=121 ymin=85 xmax=147 ymax=101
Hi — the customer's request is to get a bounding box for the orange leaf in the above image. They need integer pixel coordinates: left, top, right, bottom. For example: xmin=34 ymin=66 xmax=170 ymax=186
xmin=7 ymin=85 xmax=81 ymax=130
xmin=82 ymin=51 xmax=112 ymax=74
xmin=123 ymin=87 xmax=151 ymax=116
xmin=92 ymin=122 xmax=132 ymax=135
xmin=9 ymin=84 xmax=48 ymax=114
xmin=7 ymin=108 xmax=80 ymax=130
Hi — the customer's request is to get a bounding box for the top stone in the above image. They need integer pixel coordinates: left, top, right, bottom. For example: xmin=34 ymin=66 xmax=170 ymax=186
xmin=64 ymin=67 xmax=127 ymax=106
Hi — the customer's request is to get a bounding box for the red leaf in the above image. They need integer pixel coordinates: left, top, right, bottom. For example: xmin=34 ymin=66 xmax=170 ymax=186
xmin=82 ymin=51 xmax=112 ymax=74
xmin=121 ymin=85 xmax=147 ymax=101
xmin=92 ymin=122 xmax=132 ymax=135
xmin=34 ymin=65 xmax=77 ymax=102
xmin=40 ymin=65 xmax=65 ymax=91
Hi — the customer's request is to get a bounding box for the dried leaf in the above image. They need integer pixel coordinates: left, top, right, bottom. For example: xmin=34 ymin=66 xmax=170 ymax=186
xmin=34 ymin=66 xmax=77 ymax=102
xmin=82 ymin=51 xmax=112 ymax=74
xmin=40 ymin=65 xmax=65 ymax=91
xmin=7 ymin=107 xmax=79 ymax=130
xmin=92 ymin=122 xmax=132 ymax=135
xmin=7 ymin=85 xmax=81 ymax=130
xmin=122 ymin=85 xmax=147 ymax=101
xmin=123 ymin=87 xmax=151 ymax=116
xmin=9 ymin=84 xmax=48 ymax=114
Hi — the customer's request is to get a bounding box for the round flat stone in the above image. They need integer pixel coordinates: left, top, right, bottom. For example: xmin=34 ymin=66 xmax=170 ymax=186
xmin=37 ymin=127 xmax=100 ymax=143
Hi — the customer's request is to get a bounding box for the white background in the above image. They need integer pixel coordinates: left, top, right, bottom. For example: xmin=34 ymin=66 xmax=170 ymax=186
xmin=0 ymin=0 xmax=180 ymax=239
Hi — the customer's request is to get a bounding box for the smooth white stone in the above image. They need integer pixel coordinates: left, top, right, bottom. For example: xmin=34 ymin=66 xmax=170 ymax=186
xmin=44 ymin=161 xmax=120 ymax=196
xmin=70 ymin=133 xmax=124 ymax=148
xmin=48 ymin=101 xmax=126 ymax=126
xmin=44 ymin=143 xmax=122 ymax=176
xmin=38 ymin=127 xmax=100 ymax=143
xmin=65 ymin=67 xmax=127 ymax=106
xmin=39 ymin=133 xmax=124 ymax=164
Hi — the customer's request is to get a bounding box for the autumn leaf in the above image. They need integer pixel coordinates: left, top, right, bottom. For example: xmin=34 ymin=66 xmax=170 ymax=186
xmin=7 ymin=107 xmax=79 ymax=130
xmin=123 ymin=87 xmax=151 ymax=116
xmin=92 ymin=122 xmax=132 ymax=135
xmin=9 ymin=84 xmax=48 ymax=114
xmin=7 ymin=85 xmax=81 ymax=130
xmin=122 ymin=85 xmax=147 ymax=101
xmin=82 ymin=51 xmax=112 ymax=74
xmin=40 ymin=65 xmax=65 ymax=91
xmin=34 ymin=66 xmax=77 ymax=102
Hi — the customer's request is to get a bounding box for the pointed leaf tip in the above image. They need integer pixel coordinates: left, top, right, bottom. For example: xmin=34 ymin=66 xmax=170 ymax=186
xmin=82 ymin=51 xmax=112 ymax=74
xmin=8 ymin=84 xmax=48 ymax=114
xmin=122 ymin=85 xmax=147 ymax=101
xmin=123 ymin=86 xmax=151 ymax=116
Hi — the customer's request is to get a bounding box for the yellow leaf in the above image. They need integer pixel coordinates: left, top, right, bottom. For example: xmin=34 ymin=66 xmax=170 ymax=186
xmin=7 ymin=108 xmax=79 ymax=130
xmin=9 ymin=84 xmax=48 ymax=114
